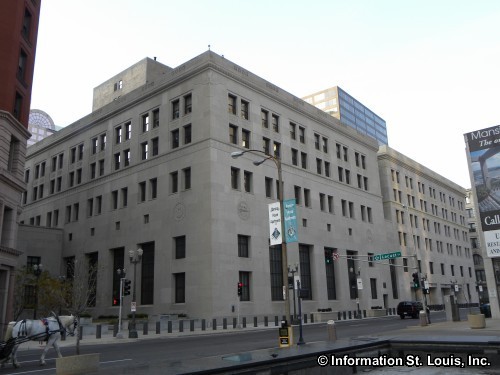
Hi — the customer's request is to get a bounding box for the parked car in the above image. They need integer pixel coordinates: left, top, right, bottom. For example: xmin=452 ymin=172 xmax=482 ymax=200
xmin=397 ymin=301 xmax=428 ymax=319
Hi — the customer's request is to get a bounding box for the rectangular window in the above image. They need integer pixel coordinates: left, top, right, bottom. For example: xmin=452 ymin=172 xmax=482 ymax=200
xmin=261 ymin=109 xmax=269 ymax=128
xmin=123 ymin=149 xmax=130 ymax=167
xmin=68 ymin=172 xmax=74 ymax=187
xmin=242 ymin=129 xmax=250 ymax=149
xmin=370 ymin=278 xmax=378 ymax=299
xmin=115 ymin=127 xmax=122 ymax=144
xmin=299 ymin=126 xmax=305 ymax=143
xmin=96 ymin=196 xmax=102 ymax=215
xmin=301 ymin=152 xmax=307 ymax=169
xmin=112 ymin=190 xmax=118 ymax=210
xmin=304 ymin=189 xmax=311 ymax=208
xmin=139 ymin=181 xmax=146 ymax=202
xmin=262 ymin=137 xmax=270 ymax=155
xmin=299 ymin=244 xmax=312 ymax=300
xmin=269 ymin=246 xmax=283 ymax=301
xmin=184 ymin=94 xmax=192 ymax=115
xmin=76 ymin=169 xmax=82 ymax=184
xmin=238 ymin=235 xmax=249 ymax=257
xmin=239 ymin=271 xmax=250 ymax=301
xmin=322 ymin=137 xmax=328 ymax=153
xmin=183 ymin=168 xmax=191 ymax=190
xmin=229 ymin=124 xmax=238 ymax=145
xmin=291 ymin=148 xmax=298 ymax=166
xmin=91 ymin=137 xmax=98 ymax=154
xmin=325 ymin=161 xmax=330 ymax=177
xmin=228 ymin=94 xmax=237 ymax=115
xmin=121 ymin=187 xmax=128 ymax=207
xmin=273 ymin=142 xmax=281 ymax=159
xmin=87 ymin=198 xmax=94 ymax=217
xmin=272 ymin=114 xmax=279 ymax=132
xmin=56 ymin=176 xmax=62 ymax=192
xmin=125 ymin=122 xmax=132 ymax=140
xmin=231 ymin=167 xmax=240 ymax=190
xmin=70 ymin=147 xmax=76 ymax=164
xmin=142 ymin=114 xmax=149 ymax=132
xmin=184 ymin=124 xmax=192 ymax=144
xmin=152 ymin=137 xmax=159 ymax=156
xmin=150 ymin=178 xmax=157 ymax=199
xmin=153 ymin=108 xmax=160 ymax=127
xmin=290 ymin=122 xmax=296 ymax=140
xmin=141 ymin=142 xmax=148 ymax=160
xmin=100 ymin=134 xmax=106 ymax=151
xmin=99 ymin=159 xmax=105 ymax=176
xmin=175 ymin=236 xmax=186 ymax=259
xmin=172 ymin=99 xmax=180 ymax=119
xmin=319 ymin=193 xmax=325 ymax=211
xmin=241 ymin=99 xmax=249 ymax=120
xmin=316 ymin=158 xmax=322 ymax=174
xmin=73 ymin=203 xmax=79 ymax=221
xmin=328 ymin=195 xmax=334 ymax=213
xmin=114 ymin=153 xmax=121 ymax=170
xmin=265 ymin=177 xmax=273 ymax=198
xmin=243 ymin=171 xmax=252 ymax=193
xmin=294 ymin=186 xmax=301 ymax=205
xmin=174 ymin=273 xmax=185 ymax=303
xmin=325 ymin=247 xmax=337 ymax=300
xmin=314 ymin=133 xmax=320 ymax=150
xmin=172 ymin=129 xmax=180 ymax=149
xmin=171 ymin=171 xmax=178 ymax=193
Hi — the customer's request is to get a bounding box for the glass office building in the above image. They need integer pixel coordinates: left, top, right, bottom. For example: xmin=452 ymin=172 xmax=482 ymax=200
xmin=303 ymin=86 xmax=388 ymax=146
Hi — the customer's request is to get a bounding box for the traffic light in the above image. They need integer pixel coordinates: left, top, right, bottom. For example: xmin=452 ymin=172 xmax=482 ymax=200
xmin=412 ymin=272 xmax=419 ymax=288
xmin=123 ymin=279 xmax=131 ymax=296
xmin=112 ymin=297 xmax=119 ymax=306
xmin=237 ymin=282 xmax=243 ymax=296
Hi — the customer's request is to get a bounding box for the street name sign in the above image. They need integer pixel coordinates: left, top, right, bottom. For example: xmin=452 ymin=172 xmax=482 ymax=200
xmin=373 ymin=251 xmax=402 ymax=261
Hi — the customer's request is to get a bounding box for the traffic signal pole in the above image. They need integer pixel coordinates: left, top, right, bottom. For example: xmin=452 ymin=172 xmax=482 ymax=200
xmin=117 ymin=277 xmax=124 ymax=338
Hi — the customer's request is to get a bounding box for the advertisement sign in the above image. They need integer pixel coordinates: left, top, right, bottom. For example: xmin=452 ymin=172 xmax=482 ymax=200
xmin=283 ymin=199 xmax=298 ymax=243
xmin=268 ymin=202 xmax=282 ymax=245
xmin=465 ymin=125 xmax=500 ymax=257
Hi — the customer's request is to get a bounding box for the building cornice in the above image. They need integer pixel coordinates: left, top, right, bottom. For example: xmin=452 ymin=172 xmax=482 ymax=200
xmin=0 ymin=110 xmax=32 ymax=139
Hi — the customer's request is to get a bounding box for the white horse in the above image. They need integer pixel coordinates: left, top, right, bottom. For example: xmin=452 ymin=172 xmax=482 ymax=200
xmin=2 ymin=315 xmax=77 ymax=368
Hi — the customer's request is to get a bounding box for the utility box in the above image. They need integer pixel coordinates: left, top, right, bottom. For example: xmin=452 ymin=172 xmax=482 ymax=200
xmin=278 ymin=321 xmax=293 ymax=348
xmin=444 ymin=295 xmax=460 ymax=322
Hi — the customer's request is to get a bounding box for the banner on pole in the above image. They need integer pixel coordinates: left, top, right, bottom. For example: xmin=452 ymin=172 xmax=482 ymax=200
xmin=284 ymin=199 xmax=298 ymax=243
xmin=268 ymin=202 xmax=282 ymax=245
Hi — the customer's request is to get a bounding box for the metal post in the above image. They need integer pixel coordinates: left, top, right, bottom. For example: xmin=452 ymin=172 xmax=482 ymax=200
xmin=297 ymin=280 xmax=305 ymax=345
xmin=33 ymin=264 xmax=43 ymax=319
xmin=128 ymin=248 xmax=142 ymax=339
xmin=117 ymin=277 xmax=124 ymax=338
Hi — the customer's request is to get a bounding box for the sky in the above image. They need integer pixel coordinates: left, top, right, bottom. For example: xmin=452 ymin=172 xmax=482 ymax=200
xmin=30 ymin=0 xmax=500 ymax=189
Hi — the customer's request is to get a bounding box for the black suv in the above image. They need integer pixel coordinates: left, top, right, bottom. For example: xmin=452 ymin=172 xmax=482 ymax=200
xmin=397 ymin=301 xmax=424 ymax=319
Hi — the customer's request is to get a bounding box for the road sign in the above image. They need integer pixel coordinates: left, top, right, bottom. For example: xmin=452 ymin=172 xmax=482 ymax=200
xmin=372 ymin=251 xmax=402 ymax=261
xmin=131 ymin=301 xmax=136 ymax=312
xmin=357 ymin=277 xmax=363 ymax=290
xmin=332 ymin=252 xmax=340 ymax=261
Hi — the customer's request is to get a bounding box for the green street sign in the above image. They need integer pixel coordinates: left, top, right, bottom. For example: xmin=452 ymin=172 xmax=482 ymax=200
xmin=373 ymin=251 xmax=402 ymax=261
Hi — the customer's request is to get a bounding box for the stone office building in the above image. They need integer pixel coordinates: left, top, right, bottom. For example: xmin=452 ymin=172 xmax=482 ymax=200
xmin=19 ymin=51 xmax=475 ymax=320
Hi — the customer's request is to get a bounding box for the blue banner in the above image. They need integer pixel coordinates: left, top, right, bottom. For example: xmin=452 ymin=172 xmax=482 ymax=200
xmin=284 ymin=199 xmax=298 ymax=243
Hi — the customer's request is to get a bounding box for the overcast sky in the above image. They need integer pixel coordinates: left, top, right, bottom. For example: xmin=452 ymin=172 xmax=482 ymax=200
xmin=30 ymin=0 xmax=500 ymax=189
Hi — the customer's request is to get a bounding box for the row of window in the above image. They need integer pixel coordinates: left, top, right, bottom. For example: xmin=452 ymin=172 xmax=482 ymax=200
xmin=397 ymin=230 xmax=471 ymax=258
xmin=391 ymin=169 xmax=464 ymax=211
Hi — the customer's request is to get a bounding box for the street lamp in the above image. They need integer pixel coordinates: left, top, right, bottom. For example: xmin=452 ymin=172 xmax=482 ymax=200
xmin=128 ymin=248 xmax=143 ymax=338
xmin=33 ymin=263 xmax=43 ymax=319
xmin=116 ymin=268 xmax=126 ymax=339
xmin=231 ymin=150 xmax=291 ymax=326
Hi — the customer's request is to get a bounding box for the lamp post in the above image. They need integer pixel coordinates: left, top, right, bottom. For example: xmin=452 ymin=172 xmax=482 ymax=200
xmin=288 ymin=265 xmax=298 ymax=324
xmin=231 ymin=149 xmax=291 ymax=326
xmin=33 ymin=263 xmax=43 ymax=319
xmin=128 ymin=248 xmax=143 ymax=339
xmin=116 ymin=268 xmax=126 ymax=339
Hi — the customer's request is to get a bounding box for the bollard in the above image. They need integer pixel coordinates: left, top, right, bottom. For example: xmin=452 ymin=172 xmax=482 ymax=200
xmin=143 ymin=322 xmax=148 ymax=335
xmin=113 ymin=323 xmax=118 ymax=337
xmin=79 ymin=326 xmax=83 ymax=340
xmin=275 ymin=316 xmax=279 ymax=326
xmin=190 ymin=320 xmax=195 ymax=332
xmin=327 ymin=320 xmax=337 ymax=341
xmin=310 ymin=314 xmax=313 ymax=323
xmin=202 ymin=319 xmax=206 ymax=331
xmin=168 ymin=320 xmax=172 ymax=333
xmin=223 ymin=318 xmax=227 ymax=329
xmin=242 ymin=317 xmax=246 ymax=328
xmin=233 ymin=317 xmax=237 ymax=329
xmin=343 ymin=311 xmax=347 ymax=320
xmin=338 ymin=312 xmax=341 ymax=321
xmin=156 ymin=321 xmax=160 ymax=334
xmin=304 ymin=314 xmax=308 ymax=324
xmin=264 ymin=316 xmax=268 ymax=327
xmin=254 ymin=317 xmax=258 ymax=327
xmin=419 ymin=311 xmax=428 ymax=327
xmin=96 ymin=324 xmax=101 ymax=339
xmin=179 ymin=320 xmax=184 ymax=332
xmin=348 ymin=311 xmax=352 ymax=319
xmin=212 ymin=318 xmax=217 ymax=330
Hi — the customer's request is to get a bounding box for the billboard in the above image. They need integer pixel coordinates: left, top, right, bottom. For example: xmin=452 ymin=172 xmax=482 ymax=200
xmin=465 ymin=125 xmax=500 ymax=257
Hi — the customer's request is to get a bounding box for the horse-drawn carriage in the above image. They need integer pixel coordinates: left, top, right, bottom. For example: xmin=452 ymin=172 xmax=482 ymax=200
xmin=0 ymin=313 xmax=77 ymax=368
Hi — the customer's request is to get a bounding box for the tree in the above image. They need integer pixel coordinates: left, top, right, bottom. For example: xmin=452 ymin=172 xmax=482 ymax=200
xmin=61 ymin=256 xmax=98 ymax=355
